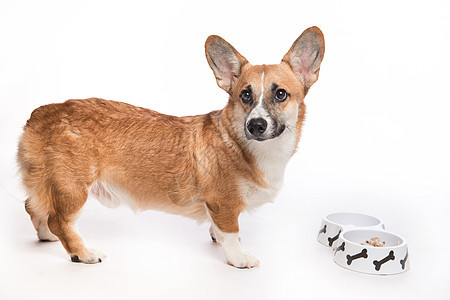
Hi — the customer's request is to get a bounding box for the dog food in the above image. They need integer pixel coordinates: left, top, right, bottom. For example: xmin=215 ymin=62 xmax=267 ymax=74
xmin=361 ymin=237 xmax=386 ymax=247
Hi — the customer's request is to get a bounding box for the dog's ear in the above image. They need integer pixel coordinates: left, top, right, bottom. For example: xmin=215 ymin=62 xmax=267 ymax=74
xmin=282 ymin=26 xmax=325 ymax=92
xmin=205 ymin=35 xmax=249 ymax=93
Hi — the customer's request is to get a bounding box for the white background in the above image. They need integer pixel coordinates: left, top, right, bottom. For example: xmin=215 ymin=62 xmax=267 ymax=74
xmin=1 ymin=0 xmax=449 ymax=299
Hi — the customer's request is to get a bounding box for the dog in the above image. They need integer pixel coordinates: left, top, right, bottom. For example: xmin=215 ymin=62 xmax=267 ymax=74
xmin=17 ymin=26 xmax=325 ymax=268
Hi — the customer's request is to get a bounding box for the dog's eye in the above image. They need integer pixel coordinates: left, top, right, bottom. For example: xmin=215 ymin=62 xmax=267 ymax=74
xmin=240 ymin=90 xmax=252 ymax=104
xmin=275 ymin=89 xmax=288 ymax=102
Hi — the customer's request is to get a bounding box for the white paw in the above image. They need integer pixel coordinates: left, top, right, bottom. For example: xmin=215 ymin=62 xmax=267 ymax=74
xmin=226 ymin=250 xmax=260 ymax=269
xmin=37 ymin=224 xmax=59 ymax=242
xmin=71 ymin=248 xmax=107 ymax=264
xmin=209 ymin=226 xmax=241 ymax=243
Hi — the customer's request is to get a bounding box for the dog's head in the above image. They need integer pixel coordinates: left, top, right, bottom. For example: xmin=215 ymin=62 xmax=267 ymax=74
xmin=205 ymin=27 xmax=325 ymax=143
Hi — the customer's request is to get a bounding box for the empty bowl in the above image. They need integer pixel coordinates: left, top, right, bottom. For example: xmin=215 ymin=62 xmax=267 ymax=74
xmin=317 ymin=212 xmax=384 ymax=248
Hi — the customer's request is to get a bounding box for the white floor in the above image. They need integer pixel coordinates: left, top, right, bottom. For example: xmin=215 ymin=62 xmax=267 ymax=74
xmin=1 ymin=163 xmax=449 ymax=299
xmin=1 ymin=0 xmax=450 ymax=299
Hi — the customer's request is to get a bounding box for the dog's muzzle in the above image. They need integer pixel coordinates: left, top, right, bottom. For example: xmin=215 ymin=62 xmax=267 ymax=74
xmin=247 ymin=118 xmax=267 ymax=138
xmin=245 ymin=118 xmax=285 ymax=142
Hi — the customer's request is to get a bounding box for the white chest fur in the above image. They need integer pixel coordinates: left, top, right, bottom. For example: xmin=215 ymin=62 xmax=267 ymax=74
xmin=243 ymin=126 xmax=297 ymax=210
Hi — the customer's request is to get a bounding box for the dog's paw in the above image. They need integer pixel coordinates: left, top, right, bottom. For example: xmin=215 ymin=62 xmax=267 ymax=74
xmin=37 ymin=231 xmax=59 ymax=242
xmin=37 ymin=224 xmax=59 ymax=242
xmin=70 ymin=248 xmax=107 ymax=264
xmin=209 ymin=226 xmax=217 ymax=242
xmin=209 ymin=226 xmax=241 ymax=244
xmin=226 ymin=250 xmax=260 ymax=269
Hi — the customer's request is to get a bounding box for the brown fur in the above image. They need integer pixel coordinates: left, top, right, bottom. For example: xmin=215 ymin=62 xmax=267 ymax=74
xmin=17 ymin=27 xmax=324 ymax=265
xmin=18 ymin=98 xmax=265 ymax=230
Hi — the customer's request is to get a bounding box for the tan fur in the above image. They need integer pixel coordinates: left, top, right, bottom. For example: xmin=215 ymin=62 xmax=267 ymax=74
xmin=233 ymin=63 xmax=307 ymax=148
xmin=17 ymin=27 xmax=325 ymax=265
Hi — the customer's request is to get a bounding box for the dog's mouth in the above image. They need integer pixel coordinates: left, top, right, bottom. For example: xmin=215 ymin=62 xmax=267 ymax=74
xmin=245 ymin=123 xmax=286 ymax=142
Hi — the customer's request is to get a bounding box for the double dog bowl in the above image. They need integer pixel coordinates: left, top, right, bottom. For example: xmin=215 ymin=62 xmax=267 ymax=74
xmin=318 ymin=212 xmax=409 ymax=275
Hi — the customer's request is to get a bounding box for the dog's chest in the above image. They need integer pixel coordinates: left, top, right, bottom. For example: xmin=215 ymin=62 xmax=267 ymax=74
xmin=243 ymin=133 xmax=296 ymax=210
xmin=244 ymin=164 xmax=286 ymax=210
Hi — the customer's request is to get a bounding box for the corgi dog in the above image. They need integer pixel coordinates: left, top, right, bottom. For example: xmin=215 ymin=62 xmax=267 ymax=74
xmin=17 ymin=26 xmax=325 ymax=268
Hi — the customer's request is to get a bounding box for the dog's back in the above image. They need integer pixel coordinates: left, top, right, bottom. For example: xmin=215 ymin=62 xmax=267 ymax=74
xmin=18 ymin=97 xmax=261 ymax=237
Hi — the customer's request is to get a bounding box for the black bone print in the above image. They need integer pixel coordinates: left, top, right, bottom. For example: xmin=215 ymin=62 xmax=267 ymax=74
xmin=373 ymin=250 xmax=395 ymax=271
xmin=334 ymin=242 xmax=345 ymax=256
xmin=346 ymin=248 xmax=368 ymax=265
xmin=318 ymin=224 xmax=327 ymax=235
xmin=400 ymin=251 xmax=408 ymax=270
xmin=327 ymin=230 xmax=341 ymax=247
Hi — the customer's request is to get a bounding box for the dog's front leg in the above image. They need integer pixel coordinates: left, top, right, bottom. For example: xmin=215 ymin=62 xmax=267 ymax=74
xmin=215 ymin=229 xmax=260 ymax=269
xmin=207 ymin=202 xmax=260 ymax=269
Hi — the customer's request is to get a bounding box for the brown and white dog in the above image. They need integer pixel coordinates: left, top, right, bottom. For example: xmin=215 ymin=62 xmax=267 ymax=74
xmin=17 ymin=26 xmax=324 ymax=268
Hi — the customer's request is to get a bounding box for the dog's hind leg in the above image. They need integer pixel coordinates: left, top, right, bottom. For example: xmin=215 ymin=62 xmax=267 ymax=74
xmin=25 ymin=198 xmax=58 ymax=242
xmin=46 ymin=188 xmax=106 ymax=264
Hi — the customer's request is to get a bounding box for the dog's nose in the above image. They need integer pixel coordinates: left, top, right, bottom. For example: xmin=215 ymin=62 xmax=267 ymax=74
xmin=247 ymin=118 xmax=267 ymax=137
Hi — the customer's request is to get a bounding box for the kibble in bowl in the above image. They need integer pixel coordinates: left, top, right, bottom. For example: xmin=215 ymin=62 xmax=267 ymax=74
xmin=334 ymin=229 xmax=408 ymax=275
xmin=361 ymin=237 xmax=386 ymax=247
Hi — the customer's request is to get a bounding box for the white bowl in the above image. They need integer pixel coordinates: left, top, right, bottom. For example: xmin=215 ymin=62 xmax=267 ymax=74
xmin=317 ymin=212 xmax=409 ymax=275
xmin=317 ymin=212 xmax=384 ymax=248
xmin=334 ymin=229 xmax=409 ymax=275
